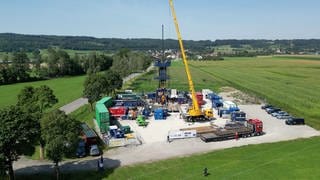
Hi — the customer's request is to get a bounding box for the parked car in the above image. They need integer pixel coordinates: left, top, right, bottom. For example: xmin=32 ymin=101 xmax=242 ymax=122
xmin=271 ymin=111 xmax=288 ymax=117
xmin=76 ymin=140 xmax=86 ymax=158
xmin=265 ymin=106 xmax=274 ymax=112
xmin=90 ymin=144 xmax=100 ymax=156
xmin=277 ymin=115 xmax=292 ymax=120
xmin=267 ymin=108 xmax=281 ymax=114
xmin=285 ymin=117 xmax=305 ymax=125
xmin=261 ymin=104 xmax=273 ymax=109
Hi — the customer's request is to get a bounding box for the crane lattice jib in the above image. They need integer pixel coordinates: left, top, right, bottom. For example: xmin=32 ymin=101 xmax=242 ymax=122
xmin=169 ymin=0 xmax=201 ymax=115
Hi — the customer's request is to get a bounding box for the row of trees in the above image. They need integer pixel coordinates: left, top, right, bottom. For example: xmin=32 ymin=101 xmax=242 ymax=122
xmin=0 ymin=85 xmax=81 ymax=180
xmin=0 ymin=48 xmax=153 ymax=86
xmin=0 ymin=48 xmax=113 ymax=85
xmin=112 ymin=48 xmax=152 ymax=78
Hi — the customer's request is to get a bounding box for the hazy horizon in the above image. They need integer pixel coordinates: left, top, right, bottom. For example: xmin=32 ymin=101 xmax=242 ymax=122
xmin=1 ymin=0 xmax=320 ymax=40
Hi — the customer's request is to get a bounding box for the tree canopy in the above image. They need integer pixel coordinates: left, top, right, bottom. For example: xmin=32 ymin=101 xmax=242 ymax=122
xmin=0 ymin=49 xmax=113 ymax=85
xmin=112 ymin=49 xmax=152 ymax=78
xmin=17 ymin=85 xmax=58 ymax=114
xmin=0 ymin=106 xmax=40 ymax=180
xmin=83 ymin=70 xmax=123 ymax=109
xmin=41 ymin=110 xmax=81 ymax=179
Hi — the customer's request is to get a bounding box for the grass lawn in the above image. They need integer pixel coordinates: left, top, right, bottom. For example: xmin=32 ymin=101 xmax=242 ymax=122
xmin=0 ymin=75 xmax=86 ymax=109
xmin=15 ymin=136 xmax=320 ymax=180
xmin=69 ymin=104 xmax=95 ymax=128
xmin=131 ymin=56 xmax=320 ymax=129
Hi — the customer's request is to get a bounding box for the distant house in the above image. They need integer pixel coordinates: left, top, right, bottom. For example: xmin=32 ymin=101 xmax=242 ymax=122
xmin=196 ymin=55 xmax=203 ymax=60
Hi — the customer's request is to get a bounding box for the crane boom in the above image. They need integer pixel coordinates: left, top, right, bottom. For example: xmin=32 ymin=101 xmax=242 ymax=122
xmin=169 ymin=0 xmax=202 ymax=117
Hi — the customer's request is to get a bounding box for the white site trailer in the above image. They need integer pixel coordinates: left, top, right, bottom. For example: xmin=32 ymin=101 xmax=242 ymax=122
xmin=168 ymin=130 xmax=197 ymax=141
xmin=202 ymin=89 xmax=213 ymax=99
xmin=170 ymin=89 xmax=178 ymax=98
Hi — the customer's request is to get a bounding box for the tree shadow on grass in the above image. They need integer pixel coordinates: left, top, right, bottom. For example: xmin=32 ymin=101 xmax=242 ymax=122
xmin=15 ymin=157 xmax=121 ymax=180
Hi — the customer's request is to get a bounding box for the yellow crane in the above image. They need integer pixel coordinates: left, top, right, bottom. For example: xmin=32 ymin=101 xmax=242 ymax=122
xmin=169 ymin=0 xmax=213 ymax=121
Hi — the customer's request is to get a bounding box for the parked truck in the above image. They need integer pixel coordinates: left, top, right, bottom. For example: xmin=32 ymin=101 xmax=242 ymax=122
xmin=231 ymin=111 xmax=246 ymax=122
xmin=223 ymin=101 xmax=240 ymax=112
xmin=200 ymin=119 xmax=263 ymax=142
xmin=196 ymin=92 xmax=204 ymax=106
xmin=207 ymin=93 xmax=223 ymax=108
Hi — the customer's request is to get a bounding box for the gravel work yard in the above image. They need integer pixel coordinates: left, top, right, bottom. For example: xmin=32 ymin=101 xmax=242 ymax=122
xmin=105 ymin=103 xmax=319 ymax=167
xmin=120 ymin=112 xmax=211 ymax=144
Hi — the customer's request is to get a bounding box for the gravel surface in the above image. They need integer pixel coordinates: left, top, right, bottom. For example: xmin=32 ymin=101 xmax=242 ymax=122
xmin=112 ymin=103 xmax=319 ymax=165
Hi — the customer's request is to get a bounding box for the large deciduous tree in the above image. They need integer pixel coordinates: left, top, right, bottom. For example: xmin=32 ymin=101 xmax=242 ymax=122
xmin=41 ymin=110 xmax=81 ymax=180
xmin=11 ymin=51 xmax=30 ymax=82
xmin=0 ymin=106 xmax=40 ymax=180
xmin=83 ymin=74 xmax=108 ymax=110
xmin=83 ymin=70 xmax=123 ymax=110
xmin=105 ymin=70 xmax=123 ymax=95
xmin=34 ymin=85 xmax=58 ymax=113
xmin=32 ymin=49 xmax=41 ymax=73
xmin=17 ymin=85 xmax=58 ymax=160
xmin=17 ymin=85 xmax=58 ymax=114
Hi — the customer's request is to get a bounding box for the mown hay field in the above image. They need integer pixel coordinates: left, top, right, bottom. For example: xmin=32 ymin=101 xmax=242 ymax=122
xmin=131 ymin=56 xmax=320 ymax=129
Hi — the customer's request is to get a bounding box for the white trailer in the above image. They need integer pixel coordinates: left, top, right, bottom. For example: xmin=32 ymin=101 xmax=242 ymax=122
xmin=202 ymin=89 xmax=213 ymax=99
xmin=168 ymin=130 xmax=197 ymax=141
xmin=170 ymin=89 xmax=178 ymax=98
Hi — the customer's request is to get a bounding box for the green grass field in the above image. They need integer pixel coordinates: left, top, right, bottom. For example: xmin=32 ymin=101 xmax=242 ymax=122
xmin=69 ymin=104 xmax=95 ymax=128
xmin=0 ymin=75 xmax=86 ymax=109
xmin=131 ymin=56 xmax=320 ymax=129
xmin=15 ymin=136 xmax=320 ymax=180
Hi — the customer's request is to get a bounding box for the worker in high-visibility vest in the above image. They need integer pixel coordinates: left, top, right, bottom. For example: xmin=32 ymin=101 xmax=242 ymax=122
xmin=235 ymin=132 xmax=239 ymax=140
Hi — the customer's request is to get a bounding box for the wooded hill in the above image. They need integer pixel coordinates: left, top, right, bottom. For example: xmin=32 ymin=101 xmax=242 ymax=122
xmin=1 ymin=33 xmax=320 ymax=53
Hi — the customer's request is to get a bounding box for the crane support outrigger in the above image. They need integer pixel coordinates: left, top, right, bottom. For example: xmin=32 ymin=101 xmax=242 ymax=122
xmin=169 ymin=0 xmax=213 ymax=121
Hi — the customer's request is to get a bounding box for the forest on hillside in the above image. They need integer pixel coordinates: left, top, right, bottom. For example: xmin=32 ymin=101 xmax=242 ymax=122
xmin=1 ymin=33 xmax=320 ymax=54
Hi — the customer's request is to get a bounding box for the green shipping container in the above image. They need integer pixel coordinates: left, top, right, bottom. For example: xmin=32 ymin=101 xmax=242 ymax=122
xmin=99 ymin=122 xmax=109 ymax=134
xmin=95 ymin=103 xmax=110 ymax=124
xmin=119 ymin=93 xmax=139 ymax=100
xmin=96 ymin=96 xmax=113 ymax=108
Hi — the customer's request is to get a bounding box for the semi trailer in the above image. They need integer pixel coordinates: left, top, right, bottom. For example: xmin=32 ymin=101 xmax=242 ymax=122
xmin=200 ymin=119 xmax=263 ymax=142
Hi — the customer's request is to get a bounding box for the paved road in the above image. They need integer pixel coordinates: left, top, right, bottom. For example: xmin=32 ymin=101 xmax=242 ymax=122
xmin=59 ymin=98 xmax=88 ymax=114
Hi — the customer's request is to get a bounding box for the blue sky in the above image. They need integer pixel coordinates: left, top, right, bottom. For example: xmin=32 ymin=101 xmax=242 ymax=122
xmin=0 ymin=0 xmax=319 ymax=40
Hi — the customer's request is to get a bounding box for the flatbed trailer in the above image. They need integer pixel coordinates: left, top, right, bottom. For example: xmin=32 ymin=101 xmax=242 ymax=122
xmin=200 ymin=119 xmax=263 ymax=142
